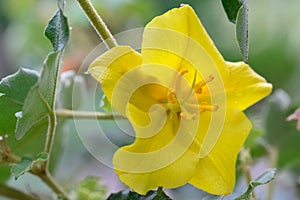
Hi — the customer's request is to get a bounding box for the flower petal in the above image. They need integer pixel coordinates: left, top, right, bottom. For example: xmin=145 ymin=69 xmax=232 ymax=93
xmin=141 ymin=5 xmax=228 ymax=81
xmin=189 ymin=108 xmax=252 ymax=195
xmin=225 ymin=62 xmax=272 ymax=111
xmin=88 ymin=46 xmax=166 ymax=114
xmin=113 ymin=106 xmax=200 ymax=194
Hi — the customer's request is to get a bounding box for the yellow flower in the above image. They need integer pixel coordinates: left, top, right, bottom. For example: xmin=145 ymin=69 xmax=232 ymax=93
xmin=89 ymin=5 xmax=272 ymax=195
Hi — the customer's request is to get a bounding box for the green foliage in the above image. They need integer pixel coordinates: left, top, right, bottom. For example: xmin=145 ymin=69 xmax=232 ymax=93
xmin=11 ymin=156 xmax=33 ymax=180
xmin=235 ymin=168 xmax=276 ymax=200
xmin=221 ymin=0 xmax=249 ymax=63
xmin=0 ymin=68 xmax=39 ymax=135
xmin=15 ymin=8 xmax=70 ymax=140
xmin=45 ymin=9 xmax=69 ymax=52
xmin=15 ymin=53 xmax=60 ymax=140
xmin=74 ymin=177 xmax=106 ymax=200
xmin=11 ymin=152 xmax=48 ymax=180
xmin=107 ymin=188 xmax=172 ymax=200
xmin=221 ymin=0 xmax=242 ymax=23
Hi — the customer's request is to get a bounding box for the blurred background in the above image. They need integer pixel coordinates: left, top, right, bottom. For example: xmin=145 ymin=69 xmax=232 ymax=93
xmin=0 ymin=0 xmax=300 ymax=199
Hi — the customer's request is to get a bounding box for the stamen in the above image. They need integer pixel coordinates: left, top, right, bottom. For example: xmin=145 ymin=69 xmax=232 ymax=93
xmin=179 ymin=69 xmax=189 ymax=76
xmin=180 ymin=112 xmax=197 ymax=120
xmin=199 ymin=102 xmax=219 ymax=112
xmin=182 ymin=69 xmax=198 ymax=103
xmin=174 ymin=69 xmax=189 ymax=91
xmin=194 ymin=75 xmax=214 ymax=94
xmin=168 ymin=89 xmax=177 ymax=104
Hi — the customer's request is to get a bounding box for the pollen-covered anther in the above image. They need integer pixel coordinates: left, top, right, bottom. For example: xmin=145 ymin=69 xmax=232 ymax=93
xmin=199 ymin=102 xmax=219 ymax=113
xmin=180 ymin=112 xmax=197 ymax=120
xmin=194 ymin=75 xmax=214 ymax=94
xmin=167 ymin=89 xmax=177 ymax=104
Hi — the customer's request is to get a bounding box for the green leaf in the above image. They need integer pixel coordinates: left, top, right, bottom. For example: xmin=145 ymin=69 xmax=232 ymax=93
xmin=16 ymin=8 xmax=69 ymax=141
xmin=107 ymin=188 xmax=172 ymax=200
xmin=221 ymin=0 xmax=242 ymax=23
xmin=0 ymin=68 xmax=39 ymax=135
xmin=10 ymin=153 xmax=48 ymax=180
xmin=15 ymin=52 xmax=60 ymax=140
xmin=45 ymin=9 xmax=69 ymax=52
xmin=236 ymin=1 xmax=249 ymax=63
xmin=74 ymin=177 xmax=106 ymax=200
xmin=11 ymin=156 xmax=33 ymax=180
xmin=235 ymin=168 xmax=276 ymax=200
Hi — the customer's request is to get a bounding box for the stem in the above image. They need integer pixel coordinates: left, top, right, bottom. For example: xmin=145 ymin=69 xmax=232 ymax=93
xmin=76 ymin=0 xmax=118 ymax=49
xmin=42 ymin=112 xmax=72 ymax=199
xmin=267 ymin=146 xmax=278 ymax=200
xmin=0 ymin=183 xmax=37 ymax=200
xmin=44 ymin=112 xmax=57 ymax=159
xmin=240 ymin=147 xmax=257 ymax=200
xmin=56 ymin=109 xmax=127 ymax=120
xmin=38 ymin=170 xmax=70 ymax=200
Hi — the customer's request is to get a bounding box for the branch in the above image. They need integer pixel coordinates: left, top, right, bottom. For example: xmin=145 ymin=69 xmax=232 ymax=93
xmin=76 ymin=0 xmax=118 ymax=49
xmin=55 ymin=109 xmax=127 ymax=120
xmin=0 ymin=183 xmax=37 ymax=200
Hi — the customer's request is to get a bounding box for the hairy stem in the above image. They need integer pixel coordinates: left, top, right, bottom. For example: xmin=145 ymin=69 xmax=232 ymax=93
xmin=76 ymin=0 xmax=117 ymax=49
xmin=42 ymin=112 xmax=70 ymax=199
xmin=0 ymin=183 xmax=37 ymax=200
xmin=267 ymin=146 xmax=278 ymax=200
xmin=44 ymin=112 xmax=57 ymax=160
xmin=240 ymin=147 xmax=257 ymax=200
xmin=56 ymin=109 xmax=127 ymax=120
xmin=38 ymin=169 xmax=70 ymax=200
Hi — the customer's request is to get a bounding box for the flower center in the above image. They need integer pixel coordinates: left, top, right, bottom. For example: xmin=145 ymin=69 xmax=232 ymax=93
xmin=160 ymin=69 xmax=218 ymax=119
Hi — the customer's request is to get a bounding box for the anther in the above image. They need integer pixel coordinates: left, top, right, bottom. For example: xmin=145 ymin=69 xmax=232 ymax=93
xmin=180 ymin=112 xmax=197 ymax=120
xmin=168 ymin=89 xmax=177 ymax=104
xmin=199 ymin=102 xmax=219 ymax=113
xmin=194 ymin=75 xmax=214 ymax=94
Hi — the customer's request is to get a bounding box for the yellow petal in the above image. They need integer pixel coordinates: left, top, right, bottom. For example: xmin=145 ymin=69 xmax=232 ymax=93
xmin=88 ymin=46 xmax=166 ymax=114
xmin=189 ymin=108 xmax=252 ymax=195
xmin=114 ymin=106 xmax=200 ymax=194
xmin=141 ymin=5 xmax=228 ymax=82
xmin=225 ymin=62 xmax=272 ymax=111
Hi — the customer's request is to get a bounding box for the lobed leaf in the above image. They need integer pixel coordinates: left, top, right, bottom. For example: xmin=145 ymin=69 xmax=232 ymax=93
xmin=11 ymin=156 xmax=33 ymax=180
xmin=10 ymin=152 xmax=49 ymax=180
xmin=16 ymin=8 xmax=69 ymax=140
xmin=15 ymin=52 xmax=60 ymax=140
xmin=0 ymin=68 xmax=39 ymax=135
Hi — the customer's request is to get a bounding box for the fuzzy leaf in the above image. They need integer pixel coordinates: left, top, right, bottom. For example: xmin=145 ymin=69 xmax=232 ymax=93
xmin=236 ymin=2 xmax=249 ymax=63
xmin=0 ymin=68 xmax=39 ymax=135
xmin=11 ymin=156 xmax=33 ymax=180
xmin=15 ymin=52 xmax=60 ymax=140
xmin=45 ymin=9 xmax=69 ymax=52
xmin=15 ymin=8 xmax=69 ymax=140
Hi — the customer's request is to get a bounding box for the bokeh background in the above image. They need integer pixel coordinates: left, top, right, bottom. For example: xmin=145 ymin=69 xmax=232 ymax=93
xmin=0 ymin=0 xmax=300 ymax=199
